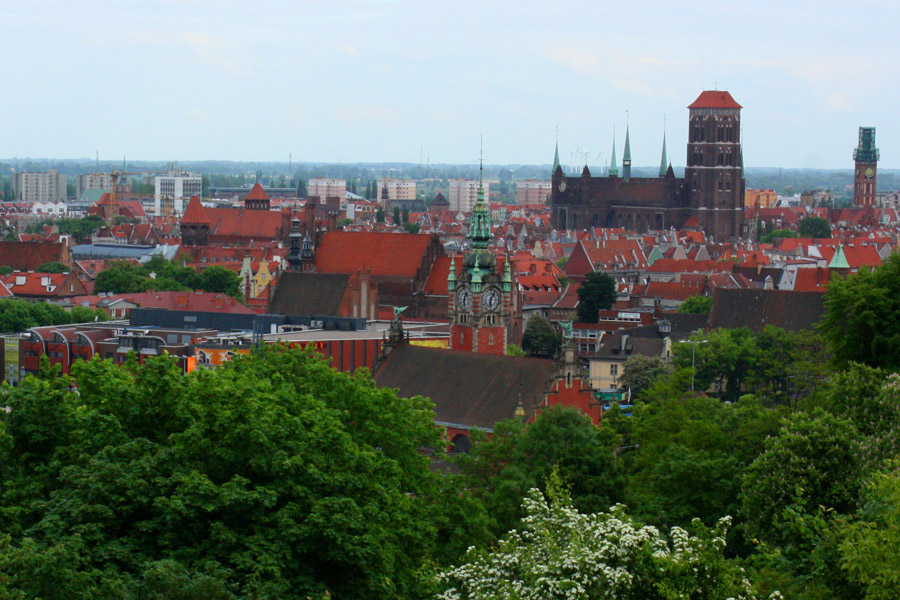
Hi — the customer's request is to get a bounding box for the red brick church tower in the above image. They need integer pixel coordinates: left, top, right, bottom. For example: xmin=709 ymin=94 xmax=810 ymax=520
xmin=684 ymin=90 xmax=745 ymax=241
xmin=448 ymin=165 xmax=514 ymax=355
xmin=853 ymin=127 xmax=879 ymax=207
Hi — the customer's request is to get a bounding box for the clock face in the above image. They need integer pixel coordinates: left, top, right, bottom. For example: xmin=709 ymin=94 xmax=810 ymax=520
xmin=456 ymin=287 xmax=471 ymax=311
xmin=865 ymin=167 xmax=875 ymax=179
xmin=558 ymin=180 xmax=567 ymax=192
xmin=483 ymin=288 xmax=501 ymax=311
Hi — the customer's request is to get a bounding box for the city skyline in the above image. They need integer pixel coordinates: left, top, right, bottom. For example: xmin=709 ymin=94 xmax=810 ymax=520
xmin=2 ymin=0 xmax=897 ymax=168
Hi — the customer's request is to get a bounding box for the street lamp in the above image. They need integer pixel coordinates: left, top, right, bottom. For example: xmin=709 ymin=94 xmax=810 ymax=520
xmin=679 ymin=339 xmax=708 ymax=391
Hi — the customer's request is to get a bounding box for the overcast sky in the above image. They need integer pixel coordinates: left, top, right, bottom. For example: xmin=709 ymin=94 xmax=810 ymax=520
xmin=2 ymin=0 xmax=898 ymax=169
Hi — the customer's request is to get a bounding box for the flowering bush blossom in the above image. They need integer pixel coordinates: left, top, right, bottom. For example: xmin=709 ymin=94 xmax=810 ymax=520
xmin=438 ymin=487 xmax=775 ymax=600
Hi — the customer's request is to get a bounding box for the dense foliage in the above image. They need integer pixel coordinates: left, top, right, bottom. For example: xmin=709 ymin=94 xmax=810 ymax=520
xmin=0 ymin=346 xmax=481 ymax=599
xmin=797 ymin=216 xmax=832 ymax=238
xmin=521 ymin=315 xmax=560 ymax=357
xmin=0 ymin=299 xmax=108 ymax=333
xmin=820 ymin=253 xmax=900 ymax=369
xmin=576 ymin=271 xmax=617 ymax=323
xmin=677 ymin=294 xmax=712 ymax=314
xmin=439 ymin=477 xmax=767 ymax=600
xmin=94 ymin=256 xmax=242 ymax=298
xmin=25 ymin=215 xmax=105 ymax=243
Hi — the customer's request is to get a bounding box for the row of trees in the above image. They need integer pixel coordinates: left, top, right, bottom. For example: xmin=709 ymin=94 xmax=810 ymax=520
xmin=94 ymin=256 xmax=242 ymax=298
xmin=0 ymin=299 xmax=107 ymax=333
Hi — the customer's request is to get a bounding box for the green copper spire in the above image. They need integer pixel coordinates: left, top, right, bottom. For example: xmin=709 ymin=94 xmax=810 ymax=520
xmin=447 ymin=255 xmax=457 ymax=291
xmin=608 ymin=134 xmax=618 ymax=177
xmin=465 ymin=142 xmax=495 ymax=270
xmin=552 ymin=130 xmax=561 ymax=175
xmin=828 ymin=244 xmax=850 ymax=270
xmin=658 ymin=130 xmax=668 ymax=178
xmin=623 ymin=119 xmax=632 ymax=181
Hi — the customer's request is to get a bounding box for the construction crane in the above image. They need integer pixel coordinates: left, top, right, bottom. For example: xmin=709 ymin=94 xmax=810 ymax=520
xmin=109 ymin=171 xmax=120 ymax=221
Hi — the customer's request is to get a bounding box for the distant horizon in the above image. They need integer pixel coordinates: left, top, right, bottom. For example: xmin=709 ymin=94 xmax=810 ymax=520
xmin=2 ymin=157 xmax=897 ymax=174
xmin=2 ymin=2 xmax=897 ymax=170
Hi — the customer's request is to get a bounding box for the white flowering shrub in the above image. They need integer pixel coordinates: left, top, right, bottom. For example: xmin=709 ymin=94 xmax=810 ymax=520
xmin=438 ymin=486 xmax=773 ymax=600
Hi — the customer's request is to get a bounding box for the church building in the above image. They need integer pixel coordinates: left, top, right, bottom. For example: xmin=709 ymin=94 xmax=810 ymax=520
xmin=551 ymin=90 xmax=746 ymax=241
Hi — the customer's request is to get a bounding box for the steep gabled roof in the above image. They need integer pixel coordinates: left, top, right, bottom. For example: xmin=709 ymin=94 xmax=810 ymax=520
xmin=244 ymin=182 xmax=270 ymax=201
xmin=181 ymin=196 xmax=209 ymax=224
xmin=268 ymin=272 xmax=351 ymax=316
xmin=688 ymin=90 xmax=742 ymax=109
xmin=315 ymin=231 xmax=439 ymax=278
xmin=374 ymin=344 xmax=554 ymax=431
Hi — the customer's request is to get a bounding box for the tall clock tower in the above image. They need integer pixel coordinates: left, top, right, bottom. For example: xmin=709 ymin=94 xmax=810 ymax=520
xmin=448 ymin=169 xmax=514 ymax=355
xmin=853 ymin=126 xmax=879 ymax=207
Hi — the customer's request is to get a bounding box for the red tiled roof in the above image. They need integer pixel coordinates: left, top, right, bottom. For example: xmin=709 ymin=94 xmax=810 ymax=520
xmin=0 ymin=241 xmax=67 ymax=271
xmin=181 ymin=196 xmax=209 ymax=224
xmin=244 ymin=182 xmax=270 ymax=201
xmin=112 ymin=291 xmax=256 ymax=314
xmin=315 ymin=231 xmax=438 ymax=278
xmin=792 ymin=268 xmax=831 ymax=293
xmin=688 ymin=90 xmax=742 ymax=109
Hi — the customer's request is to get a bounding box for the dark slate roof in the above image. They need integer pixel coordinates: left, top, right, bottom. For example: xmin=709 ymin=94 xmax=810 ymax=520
xmin=593 ymin=330 xmax=667 ymax=362
xmin=709 ymin=288 xmax=825 ymax=332
xmin=267 ymin=272 xmax=349 ymax=316
xmin=374 ymin=344 xmax=555 ymax=431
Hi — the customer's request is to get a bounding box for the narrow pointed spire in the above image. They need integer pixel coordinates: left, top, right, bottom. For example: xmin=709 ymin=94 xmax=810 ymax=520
xmin=623 ymin=115 xmax=632 ymax=181
xmin=608 ymin=130 xmax=618 ymax=178
xmin=552 ymin=128 xmax=561 ymax=175
xmin=658 ymin=128 xmax=668 ymax=178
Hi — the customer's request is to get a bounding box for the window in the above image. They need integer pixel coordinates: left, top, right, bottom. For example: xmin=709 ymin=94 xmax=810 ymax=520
xmin=610 ymin=364 xmax=618 ymax=376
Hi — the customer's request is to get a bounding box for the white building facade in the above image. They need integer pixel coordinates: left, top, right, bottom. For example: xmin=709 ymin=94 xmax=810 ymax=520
xmin=154 ymin=171 xmax=202 ymax=216
xmin=376 ymin=179 xmax=416 ymax=206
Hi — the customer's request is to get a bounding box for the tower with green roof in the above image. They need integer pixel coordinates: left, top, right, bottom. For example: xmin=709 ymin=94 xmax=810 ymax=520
xmin=449 ymin=147 xmax=515 ymax=355
xmin=659 ymin=130 xmax=669 ymax=178
xmin=608 ymin=135 xmax=618 ymax=178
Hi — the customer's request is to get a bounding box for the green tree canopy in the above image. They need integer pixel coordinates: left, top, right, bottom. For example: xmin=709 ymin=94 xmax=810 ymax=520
xmin=576 ymin=271 xmax=617 ymax=323
xmin=797 ymin=216 xmax=832 ymax=238
xmin=198 ymin=266 xmax=241 ymax=297
xmin=677 ymin=295 xmax=712 ymax=314
xmin=521 ymin=315 xmax=560 ymax=357
xmin=457 ymin=406 xmax=623 ymax=536
xmin=741 ymin=409 xmax=861 ymax=548
xmin=0 ymin=345 xmax=468 ymax=599
xmin=760 ymin=228 xmax=798 ymax=244
xmin=35 ymin=261 xmax=69 ymax=273
xmin=617 ymin=355 xmax=670 ymax=399
xmin=820 ymin=253 xmax=900 ymax=369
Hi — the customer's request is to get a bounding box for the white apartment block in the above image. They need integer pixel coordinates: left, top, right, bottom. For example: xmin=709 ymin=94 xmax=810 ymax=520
xmin=154 ymin=171 xmax=202 ymax=216
xmin=516 ymin=179 xmax=552 ymax=206
xmin=449 ymin=179 xmax=488 ymax=212
xmin=307 ymin=178 xmax=346 ymax=203
xmin=76 ymin=172 xmax=114 ymax=200
xmin=376 ymin=179 xmax=416 ymax=206
xmin=13 ymin=170 xmax=67 ymax=202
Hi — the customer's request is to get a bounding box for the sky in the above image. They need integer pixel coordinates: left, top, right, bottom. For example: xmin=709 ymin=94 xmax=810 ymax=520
xmin=2 ymin=0 xmax=899 ymax=169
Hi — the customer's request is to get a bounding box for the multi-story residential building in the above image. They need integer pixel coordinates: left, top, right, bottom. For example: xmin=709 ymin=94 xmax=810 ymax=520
xmin=154 ymin=171 xmax=202 ymax=216
xmin=307 ymin=178 xmax=346 ymax=204
xmin=76 ymin=172 xmax=133 ymax=202
xmin=376 ymin=178 xmax=416 ymax=206
xmin=449 ymin=179 xmax=488 ymax=213
xmin=516 ymin=179 xmax=551 ymax=206
xmin=745 ymin=189 xmax=778 ymax=209
xmin=13 ymin=170 xmax=67 ymax=202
